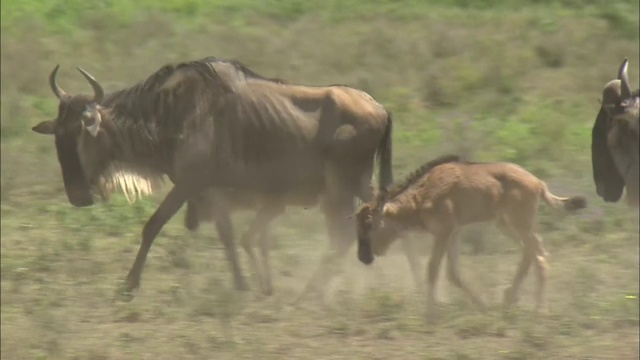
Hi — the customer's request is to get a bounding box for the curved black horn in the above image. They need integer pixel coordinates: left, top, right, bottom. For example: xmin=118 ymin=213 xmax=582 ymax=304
xmin=76 ymin=67 xmax=104 ymax=104
xmin=49 ymin=65 xmax=69 ymax=100
xmin=617 ymin=58 xmax=632 ymax=99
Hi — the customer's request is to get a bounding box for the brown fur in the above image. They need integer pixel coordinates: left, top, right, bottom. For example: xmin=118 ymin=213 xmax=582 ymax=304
xmin=591 ymin=58 xmax=639 ymax=208
xmin=355 ymin=155 xmax=587 ymax=316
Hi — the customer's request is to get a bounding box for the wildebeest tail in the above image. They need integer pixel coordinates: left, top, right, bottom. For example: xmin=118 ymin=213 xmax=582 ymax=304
xmin=376 ymin=111 xmax=394 ymax=191
xmin=540 ymin=183 xmax=587 ymax=211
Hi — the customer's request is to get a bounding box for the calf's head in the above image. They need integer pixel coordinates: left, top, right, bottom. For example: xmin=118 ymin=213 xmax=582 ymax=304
xmin=355 ymin=192 xmax=401 ymax=265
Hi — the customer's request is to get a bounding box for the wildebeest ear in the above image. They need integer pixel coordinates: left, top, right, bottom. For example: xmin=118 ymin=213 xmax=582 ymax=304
xmin=32 ymin=120 xmax=55 ymax=135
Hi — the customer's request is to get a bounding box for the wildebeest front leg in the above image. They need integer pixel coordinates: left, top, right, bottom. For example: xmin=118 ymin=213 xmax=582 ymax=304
xmin=400 ymin=237 xmax=424 ymax=292
xmin=120 ymin=185 xmax=193 ymax=299
xmin=445 ymin=230 xmax=485 ymax=310
xmin=426 ymin=235 xmax=448 ymax=322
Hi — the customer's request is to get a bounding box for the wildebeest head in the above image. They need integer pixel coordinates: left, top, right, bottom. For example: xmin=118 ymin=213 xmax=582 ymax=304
xmin=355 ymin=189 xmax=400 ymax=265
xmin=32 ymin=65 xmax=110 ymax=207
xmin=601 ymin=59 xmax=639 ymax=124
xmin=592 ymin=59 xmax=640 ymax=206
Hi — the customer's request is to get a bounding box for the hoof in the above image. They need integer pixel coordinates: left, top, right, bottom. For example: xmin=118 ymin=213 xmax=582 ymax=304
xmin=262 ymin=285 xmax=274 ymax=297
xmin=425 ymin=299 xmax=442 ymax=324
xmin=475 ymin=301 xmax=488 ymax=313
xmin=425 ymin=309 xmax=441 ymax=324
xmin=534 ymin=303 xmax=549 ymax=315
xmin=113 ymin=280 xmax=136 ymax=303
xmin=236 ymin=280 xmax=250 ymax=292
xmin=535 ymin=307 xmax=549 ymax=315
xmin=358 ymin=250 xmax=374 ymax=265
xmin=502 ymin=285 xmax=518 ymax=307
xmin=293 ymin=286 xmax=318 ymax=305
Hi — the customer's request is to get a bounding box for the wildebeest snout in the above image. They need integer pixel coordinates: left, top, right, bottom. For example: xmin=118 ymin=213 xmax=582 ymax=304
xmin=357 ymin=237 xmax=375 ymax=265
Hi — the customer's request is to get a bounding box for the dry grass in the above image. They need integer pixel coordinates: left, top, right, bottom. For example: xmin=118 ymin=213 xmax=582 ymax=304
xmin=1 ymin=2 xmax=639 ymax=359
xmin=1 ymin=205 xmax=638 ymax=359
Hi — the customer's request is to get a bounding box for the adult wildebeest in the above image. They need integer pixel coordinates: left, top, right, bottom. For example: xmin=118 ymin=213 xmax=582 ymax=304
xmin=32 ymin=57 xmax=405 ymax=299
xmin=354 ymin=155 xmax=586 ymax=319
xmin=591 ymin=58 xmax=639 ymax=208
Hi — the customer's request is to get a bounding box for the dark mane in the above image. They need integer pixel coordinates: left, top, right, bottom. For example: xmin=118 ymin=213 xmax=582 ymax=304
xmin=201 ymin=56 xmax=287 ymax=84
xmin=103 ymin=60 xmax=216 ymax=118
xmin=104 ymin=57 xmax=285 ymax=115
xmin=385 ymin=154 xmax=461 ymax=199
xmin=90 ymin=56 xmax=308 ymax=171
xmin=96 ymin=58 xmax=242 ymax=159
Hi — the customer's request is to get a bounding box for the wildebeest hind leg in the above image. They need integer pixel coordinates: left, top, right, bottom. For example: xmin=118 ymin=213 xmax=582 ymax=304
xmin=241 ymin=204 xmax=284 ymax=295
xmin=503 ymin=234 xmax=534 ymax=308
xmin=295 ymin=186 xmax=355 ymax=304
xmin=214 ymin=210 xmax=249 ymax=292
xmin=258 ymin=230 xmax=274 ymax=296
xmin=240 ymin=223 xmax=264 ymax=294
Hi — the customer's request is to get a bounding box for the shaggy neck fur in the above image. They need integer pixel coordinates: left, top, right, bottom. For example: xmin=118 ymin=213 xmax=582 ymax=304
xmin=95 ymin=162 xmax=163 ymax=204
xmin=86 ymin=70 xmax=190 ymax=203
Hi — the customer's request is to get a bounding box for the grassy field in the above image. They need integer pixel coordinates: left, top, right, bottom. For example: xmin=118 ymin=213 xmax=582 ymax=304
xmin=1 ymin=1 xmax=639 ymax=359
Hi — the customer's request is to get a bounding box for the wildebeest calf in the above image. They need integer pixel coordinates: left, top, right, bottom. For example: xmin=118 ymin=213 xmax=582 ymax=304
xmin=355 ymin=155 xmax=586 ymax=318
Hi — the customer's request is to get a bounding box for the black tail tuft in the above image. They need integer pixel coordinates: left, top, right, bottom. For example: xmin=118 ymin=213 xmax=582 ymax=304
xmin=564 ymin=196 xmax=587 ymax=211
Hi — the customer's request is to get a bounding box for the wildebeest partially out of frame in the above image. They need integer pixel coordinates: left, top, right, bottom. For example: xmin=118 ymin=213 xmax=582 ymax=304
xmin=591 ymin=58 xmax=639 ymax=208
